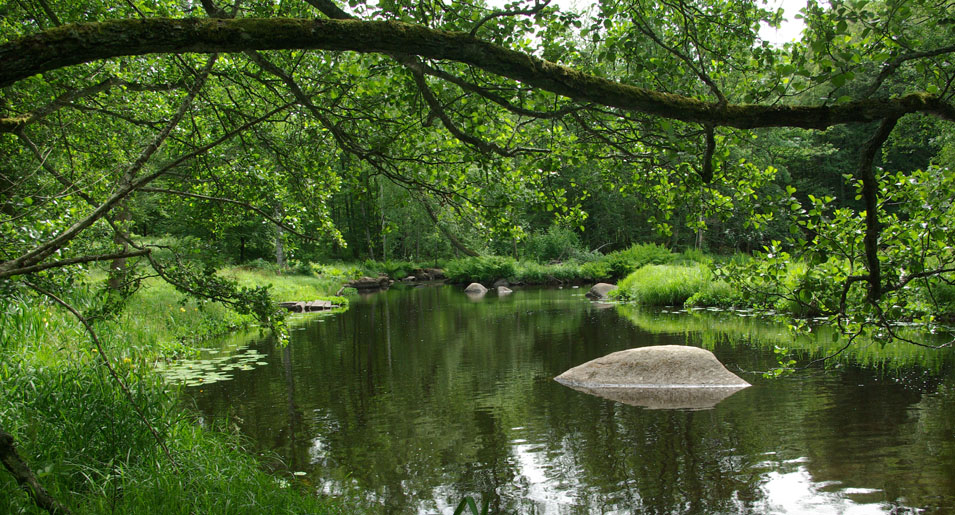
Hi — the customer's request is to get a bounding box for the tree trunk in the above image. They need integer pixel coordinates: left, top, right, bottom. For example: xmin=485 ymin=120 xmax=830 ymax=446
xmin=0 ymin=425 xmax=71 ymax=514
xmin=274 ymin=203 xmax=286 ymax=269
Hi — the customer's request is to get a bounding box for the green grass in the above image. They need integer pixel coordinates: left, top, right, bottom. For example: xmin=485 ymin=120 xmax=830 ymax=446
xmin=222 ymin=267 xmax=347 ymax=304
xmin=615 ymin=264 xmax=714 ymax=306
xmin=0 ymin=268 xmax=349 ymax=514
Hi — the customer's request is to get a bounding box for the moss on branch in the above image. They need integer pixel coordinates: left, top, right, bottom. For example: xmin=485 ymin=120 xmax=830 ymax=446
xmin=1 ymin=18 xmax=954 ymax=129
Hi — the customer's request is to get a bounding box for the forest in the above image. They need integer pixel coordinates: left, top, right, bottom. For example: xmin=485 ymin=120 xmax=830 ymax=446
xmin=1 ymin=0 xmax=954 ymax=511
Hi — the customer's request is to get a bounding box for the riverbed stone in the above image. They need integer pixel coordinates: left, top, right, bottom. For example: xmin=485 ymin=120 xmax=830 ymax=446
xmin=424 ymin=268 xmax=446 ymax=279
xmin=497 ymin=286 xmax=513 ymax=295
xmin=585 ymin=283 xmax=617 ymax=300
xmin=555 ymin=345 xmax=750 ymax=409
xmin=464 ymin=282 xmax=488 ymax=294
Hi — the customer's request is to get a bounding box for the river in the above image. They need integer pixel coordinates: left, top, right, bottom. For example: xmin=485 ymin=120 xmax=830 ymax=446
xmin=182 ymin=285 xmax=955 ymax=513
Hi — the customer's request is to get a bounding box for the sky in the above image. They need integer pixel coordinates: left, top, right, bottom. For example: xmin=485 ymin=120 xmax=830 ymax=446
xmin=542 ymin=0 xmax=810 ymax=47
xmin=757 ymin=0 xmax=809 ymax=46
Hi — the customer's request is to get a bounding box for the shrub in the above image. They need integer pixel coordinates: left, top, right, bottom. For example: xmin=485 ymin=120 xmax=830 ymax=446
xmin=602 ymin=243 xmax=676 ymax=280
xmin=579 ymin=260 xmax=612 ymax=281
xmin=444 ymin=256 xmax=517 ymax=283
xmin=685 ymin=280 xmax=744 ymax=308
xmin=523 ymin=226 xmax=585 ymax=262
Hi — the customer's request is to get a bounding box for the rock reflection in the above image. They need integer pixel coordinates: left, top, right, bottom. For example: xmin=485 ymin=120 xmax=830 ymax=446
xmin=558 ymin=384 xmax=750 ymax=410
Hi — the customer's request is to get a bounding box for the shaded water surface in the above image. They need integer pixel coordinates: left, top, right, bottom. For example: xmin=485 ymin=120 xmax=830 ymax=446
xmin=186 ymin=286 xmax=955 ymax=513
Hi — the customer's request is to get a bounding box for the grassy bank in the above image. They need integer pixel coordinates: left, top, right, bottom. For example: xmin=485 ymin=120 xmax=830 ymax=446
xmin=293 ymin=243 xmax=705 ymax=286
xmin=0 ymin=270 xmax=348 ymax=514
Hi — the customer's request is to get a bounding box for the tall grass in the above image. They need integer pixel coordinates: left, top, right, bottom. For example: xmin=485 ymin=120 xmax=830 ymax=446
xmin=0 ymin=269 xmax=348 ymax=513
xmin=221 ymin=267 xmax=346 ymax=303
xmin=615 ymin=264 xmax=713 ymax=306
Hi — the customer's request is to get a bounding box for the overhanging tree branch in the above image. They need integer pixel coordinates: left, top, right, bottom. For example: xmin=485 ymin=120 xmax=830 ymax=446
xmin=0 ymin=101 xmax=296 ymax=280
xmin=2 ymin=18 xmax=954 ymax=129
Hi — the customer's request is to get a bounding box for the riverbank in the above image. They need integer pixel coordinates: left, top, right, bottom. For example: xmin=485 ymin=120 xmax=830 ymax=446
xmin=0 ymin=269 xmax=349 ymax=513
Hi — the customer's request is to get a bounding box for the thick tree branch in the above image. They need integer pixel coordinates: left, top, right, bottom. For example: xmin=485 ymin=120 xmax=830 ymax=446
xmin=3 ymin=18 xmax=954 ymax=128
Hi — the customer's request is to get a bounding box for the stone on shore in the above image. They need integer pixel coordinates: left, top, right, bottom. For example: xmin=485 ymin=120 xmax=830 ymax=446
xmin=348 ymin=275 xmax=392 ymax=291
xmin=585 ymin=283 xmax=617 ymax=300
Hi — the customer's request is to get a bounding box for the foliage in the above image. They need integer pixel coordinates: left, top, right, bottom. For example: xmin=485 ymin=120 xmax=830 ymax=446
xmin=685 ymin=280 xmax=745 ymax=309
xmin=521 ymin=225 xmax=596 ymax=262
xmin=723 ymin=166 xmax=955 ymax=337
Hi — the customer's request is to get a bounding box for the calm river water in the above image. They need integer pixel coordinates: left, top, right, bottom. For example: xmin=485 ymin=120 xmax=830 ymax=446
xmin=184 ymin=285 xmax=955 ymax=513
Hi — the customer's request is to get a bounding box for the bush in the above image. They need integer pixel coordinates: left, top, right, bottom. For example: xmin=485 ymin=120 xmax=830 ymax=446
xmin=579 ymin=260 xmax=612 ymax=281
xmin=523 ymin=226 xmax=586 ymax=262
xmin=685 ymin=280 xmax=744 ymax=308
xmin=602 ymin=243 xmax=676 ymax=280
xmin=444 ymin=256 xmax=518 ymax=283
xmin=511 ymin=260 xmax=583 ymax=284
xmin=615 ymin=264 xmax=711 ymax=306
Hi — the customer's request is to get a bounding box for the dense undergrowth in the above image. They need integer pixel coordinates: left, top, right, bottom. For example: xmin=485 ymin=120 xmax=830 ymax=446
xmin=0 ymin=271 xmax=347 ymax=514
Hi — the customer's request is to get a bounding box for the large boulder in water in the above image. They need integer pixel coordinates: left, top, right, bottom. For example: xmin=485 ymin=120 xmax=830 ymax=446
xmin=555 ymin=345 xmax=750 ymax=409
xmin=585 ymin=283 xmax=617 ymax=300
xmin=464 ymin=283 xmax=488 ymax=294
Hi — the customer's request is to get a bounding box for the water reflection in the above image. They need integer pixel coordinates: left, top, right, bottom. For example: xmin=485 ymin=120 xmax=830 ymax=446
xmin=185 ymin=285 xmax=955 ymax=513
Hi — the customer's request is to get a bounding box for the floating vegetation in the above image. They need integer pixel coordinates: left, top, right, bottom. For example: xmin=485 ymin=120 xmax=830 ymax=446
xmin=157 ymin=341 xmax=269 ymax=387
xmin=157 ymin=309 xmax=343 ymax=386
